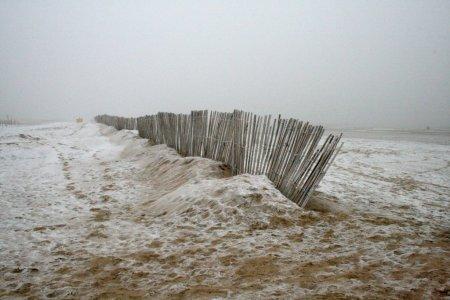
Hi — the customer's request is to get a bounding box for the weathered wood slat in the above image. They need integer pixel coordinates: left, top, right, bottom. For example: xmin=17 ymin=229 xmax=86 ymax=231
xmin=95 ymin=110 xmax=341 ymax=207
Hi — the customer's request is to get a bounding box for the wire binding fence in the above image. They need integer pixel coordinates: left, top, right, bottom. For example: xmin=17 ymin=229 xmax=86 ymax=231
xmin=95 ymin=110 xmax=342 ymax=207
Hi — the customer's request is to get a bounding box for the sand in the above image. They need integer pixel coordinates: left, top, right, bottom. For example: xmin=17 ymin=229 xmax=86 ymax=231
xmin=0 ymin=122 xmax=448 ymax=299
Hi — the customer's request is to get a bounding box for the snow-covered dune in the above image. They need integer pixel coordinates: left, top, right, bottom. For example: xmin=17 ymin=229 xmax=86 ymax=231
xmin=0 ymin=122 xmax=448 ymax=299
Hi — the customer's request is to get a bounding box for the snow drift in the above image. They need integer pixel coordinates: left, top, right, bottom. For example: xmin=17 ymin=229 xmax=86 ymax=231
xmin=99 ymin=124 xmax=303 ymax=227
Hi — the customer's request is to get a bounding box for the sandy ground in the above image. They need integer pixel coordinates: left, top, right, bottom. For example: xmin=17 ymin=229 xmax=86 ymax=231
xmin=0 ymin=122 xmax=449 ymax=299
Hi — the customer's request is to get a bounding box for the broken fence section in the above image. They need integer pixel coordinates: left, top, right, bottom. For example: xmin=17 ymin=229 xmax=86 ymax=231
xmin=95 ymin=110 xmax=342 ymax=207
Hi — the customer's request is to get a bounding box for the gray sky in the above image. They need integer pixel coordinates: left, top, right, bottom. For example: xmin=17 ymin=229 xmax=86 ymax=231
xmin=1 ymin=1 xmax=449 ymax=128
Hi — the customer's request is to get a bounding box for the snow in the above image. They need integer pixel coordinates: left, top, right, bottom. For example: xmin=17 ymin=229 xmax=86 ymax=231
xmin=0 ymin=122 xmax=449 ymax=299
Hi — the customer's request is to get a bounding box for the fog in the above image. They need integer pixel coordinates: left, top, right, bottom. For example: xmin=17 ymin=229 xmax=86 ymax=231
xmin=1 ymin=1 xmax=449 ymax=129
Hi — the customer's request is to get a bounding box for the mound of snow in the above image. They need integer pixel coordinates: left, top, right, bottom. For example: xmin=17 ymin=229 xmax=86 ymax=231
xmin=146 ymin=174 xmax=301 ymax=228
xmin=97 ymin=124 xmax=303 ymax=228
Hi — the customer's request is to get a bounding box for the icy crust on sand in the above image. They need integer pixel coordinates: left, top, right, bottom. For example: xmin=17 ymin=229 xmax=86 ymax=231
xmin=146 ymin=175 xmax=299 ymax=224
xmin=318 ymin=136 xmax=450 ymax=223
xmin=0 ymin=123 xmax=449 ymax=299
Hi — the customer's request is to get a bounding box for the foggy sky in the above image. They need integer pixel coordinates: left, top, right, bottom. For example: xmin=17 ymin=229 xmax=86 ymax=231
xmin=1 ymin=1 xmax=449 ymax=128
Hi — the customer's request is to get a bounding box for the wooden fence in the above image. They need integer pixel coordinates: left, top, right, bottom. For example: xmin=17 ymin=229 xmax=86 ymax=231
xmin=0 ymin=116 xmax=18 ymax=127
xmin=95 ymin=110 xmax=342 ymax=207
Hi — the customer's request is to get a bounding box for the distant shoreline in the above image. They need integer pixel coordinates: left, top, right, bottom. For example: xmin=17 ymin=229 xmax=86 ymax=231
xmin=325 ymin=128 xmax=450 ymax=146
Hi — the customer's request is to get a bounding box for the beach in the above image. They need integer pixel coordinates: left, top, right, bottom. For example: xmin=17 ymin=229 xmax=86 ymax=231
xmin=1 ymin=122 xmax=448 ymax=299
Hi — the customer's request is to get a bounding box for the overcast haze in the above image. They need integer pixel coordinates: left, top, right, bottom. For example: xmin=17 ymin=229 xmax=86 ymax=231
xmin=1 ymin=1 xmax=449 ymax=128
